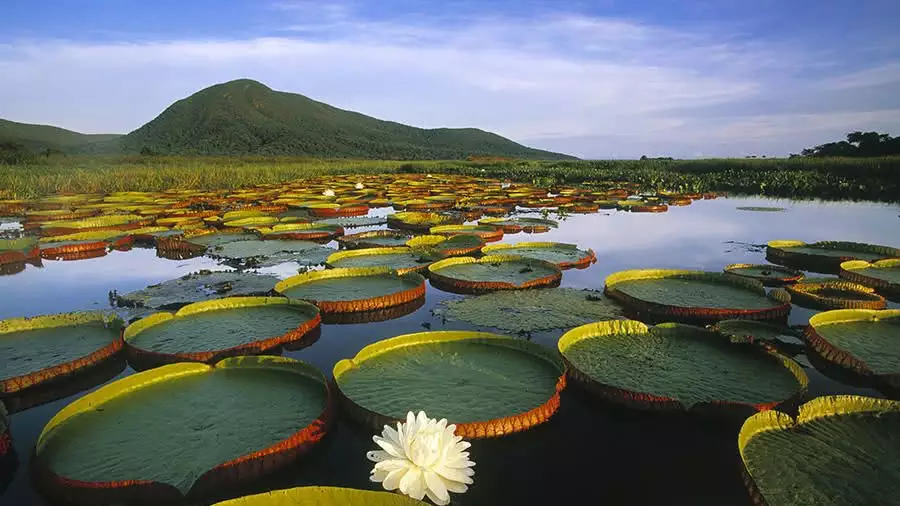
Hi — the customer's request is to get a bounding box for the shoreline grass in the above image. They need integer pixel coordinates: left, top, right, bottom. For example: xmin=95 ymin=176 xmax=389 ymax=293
xmin=2 ymin=155 xmax=898 ymax=202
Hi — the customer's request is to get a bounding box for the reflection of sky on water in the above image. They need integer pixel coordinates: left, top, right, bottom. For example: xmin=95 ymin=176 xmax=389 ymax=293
xmin=1 ymin=196 xmax=899 ymax=506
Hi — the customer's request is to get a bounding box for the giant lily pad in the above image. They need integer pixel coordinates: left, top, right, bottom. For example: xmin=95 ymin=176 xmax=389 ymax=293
xmin=209 ymin=239 xmax=332 ymax=267
xmin=724 ymin=263 xmax=804 ymax=286
xmin=407 ymin=234 xmax=484 ymax=257
xmin=482 ymin=242 xmax=596 ymax=269
xmin=428 ymin=255 xmax=562 ymax=294
xmin=805 ymin=309 xmax=899 ymax=387
xmin=326 ymin=247 xmax=439 ymax=274
xmin=786 ymin=279 xmax=886 ymax=310
xmin=433 ymin=288 xmax=625 ymax=333
xmin=387 ymin=212 xmax=459 ymax=231
xmin=124 ymin=297 xmax=321 ymax=367
xmin=558 ymin=320 xmax=807 ymax=416
xmin=275 ymin=267 xmax=426 ymax=314
xmin=334 ymin=331 xmax=565 ymax=438
xmin=32 ymin=356 xmax=332 ymax=504
xmin=767 ymin=240 xmax=900 ymax=274
xmin=256 ymin=223 xmax=343 ymax=242
xmin=0 ymin=238 xmax=39 ymax=265
xmin=604 ymin=269 xmax=791 ymax=322
xmin=213 ymin=486 xmax=428 ymax=506
xmin=313 ymin=216 xmax=386 ymax=228
xmin=739 ymin=395 xmax=900 ymax=506
xmin=336 ymin=230 xmax=413 ymax=249
xmin=712 ymin=320 xmax=805 ymax=348
xmin=429 ymin=225 xmax=504 ymax=243
xmin=840 ymin=259 xmax=900 ymax=297
xmin=184 ymin=231 xmax=257 ymax=249
xmin=115 ymin=271 xmax=279 ymax=309
xmin=0 ymin=312 xmax=124 ymax=393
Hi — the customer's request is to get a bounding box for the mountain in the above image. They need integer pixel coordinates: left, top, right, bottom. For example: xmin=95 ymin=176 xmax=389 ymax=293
xmin=118 ymin=79 xmax=574 ymax=159
xmin=0 ymin=118 xmax=120 ymax=153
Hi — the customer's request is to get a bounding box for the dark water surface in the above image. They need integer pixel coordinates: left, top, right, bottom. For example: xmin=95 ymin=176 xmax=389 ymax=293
xmin=1 ymin=196 xmax=898 ymax=506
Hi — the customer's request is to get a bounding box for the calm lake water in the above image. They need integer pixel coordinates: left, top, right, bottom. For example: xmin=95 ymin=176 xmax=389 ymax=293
xmin=1 ymin=196 xmax=898 ymax=506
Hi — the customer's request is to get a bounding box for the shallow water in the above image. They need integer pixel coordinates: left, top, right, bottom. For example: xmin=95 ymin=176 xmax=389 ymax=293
xmin=1 ymin=196 xmax=899 ymax=506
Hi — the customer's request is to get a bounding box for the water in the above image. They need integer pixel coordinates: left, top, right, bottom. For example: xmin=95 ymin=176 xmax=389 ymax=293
xmin=1 ymin=196 xmax=898 ymax=506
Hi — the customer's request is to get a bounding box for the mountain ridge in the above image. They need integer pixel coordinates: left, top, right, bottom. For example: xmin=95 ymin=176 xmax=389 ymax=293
xmin=1 ymin=79 xmax=574 ymax=160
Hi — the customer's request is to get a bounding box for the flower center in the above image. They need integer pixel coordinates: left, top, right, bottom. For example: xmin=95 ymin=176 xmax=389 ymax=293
xmin=408 ymin=428 xmax=443 ymax=469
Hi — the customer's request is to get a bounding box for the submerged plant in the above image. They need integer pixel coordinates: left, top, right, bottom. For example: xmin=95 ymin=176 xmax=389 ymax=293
xmin=367 ymin=411 xmax=475 ymax=505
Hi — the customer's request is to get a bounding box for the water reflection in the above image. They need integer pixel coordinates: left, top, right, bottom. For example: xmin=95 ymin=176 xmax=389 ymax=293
xmin=0 ymin=196 xmax=898 ymax=506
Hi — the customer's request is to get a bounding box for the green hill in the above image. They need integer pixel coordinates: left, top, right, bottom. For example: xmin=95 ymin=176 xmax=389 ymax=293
xmin=119 ymin=79 xmax=574 ymax=159
xmin=0 ymin=118 xmax=120 ymax=153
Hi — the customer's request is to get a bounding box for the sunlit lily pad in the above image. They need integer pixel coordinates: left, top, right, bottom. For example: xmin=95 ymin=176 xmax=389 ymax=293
xmin=429 ymin=225 xmax=504 ymax=243
xmin=0 ymin=312 xmax=124 ymax=393
xmin=433 ymin=288 xmax=625 ymax=333
xmin=558 ymin=320 xmax=807 ymax=416
xmin=32 ymin=356 xmax=332 ymax=503
xmin=840 ymin=259 xmax=900 ymax=297
xmin=115 ymin=270 xmax=279 ymax=309
xmin=334 ymin=331 xmax=565 ymax=438
xmin=767 ymin=240 xmax=900 ymax=274
xmin=209 ymin=239 xmax=332 ymax=267
xmin=407 ymin=234 xmax=484 ymax=257
xmin=605 ymin=269 xmax=791 ymax=322
xmin=212 ymin=486 xmax=428 ymax=506
xmin=739 ymin=395 xmax=900 ymax=506
xmin=275 ymin=267 xmax=426 ymax=314
xmin=124 ymin=297 xmax=320 ymax=366
xmin=805 ymin=309 xmax=900 ymax=387
xmin=724 ymin=263 xmax=804 ymax=286
xmin=428 ymin=255 xmax=562 ymax=294
xmin=0 ymin=238 xmax=39 ymax=265
xmin=326 ymin=247 xmax=439 ymax=274
xmin=256 ymin=223 xmax=344 ymax=242
xmin=336 ymin=230 xmax=413 ymax=249
xmin=482 ymin=242 xmax=596 ymax=269
xmin=786 ymin=280 xmax=886 ymax=310
xmin=387 ymin=212 xmax=459 ymax=231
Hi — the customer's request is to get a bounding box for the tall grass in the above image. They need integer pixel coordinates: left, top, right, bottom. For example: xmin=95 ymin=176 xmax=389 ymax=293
xmin=1 ymin=154 xmax=898 ymax=202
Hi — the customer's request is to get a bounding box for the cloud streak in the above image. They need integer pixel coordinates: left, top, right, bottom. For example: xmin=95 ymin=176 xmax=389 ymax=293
xmin=0 ymin=1 xmax=898 ymax=158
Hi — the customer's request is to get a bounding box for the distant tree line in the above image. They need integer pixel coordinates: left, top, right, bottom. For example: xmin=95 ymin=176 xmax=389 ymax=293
xmin=798 ymin=131 xmax=900 ymax=157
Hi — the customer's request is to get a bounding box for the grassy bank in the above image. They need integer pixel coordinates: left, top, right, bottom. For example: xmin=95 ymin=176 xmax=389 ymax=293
xmin=1 ymin=155 xmax=898 ymax=202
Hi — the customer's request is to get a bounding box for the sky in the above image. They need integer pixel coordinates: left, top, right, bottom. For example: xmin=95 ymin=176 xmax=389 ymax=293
xmin=1 ymin=0 xmax=899 ymax=159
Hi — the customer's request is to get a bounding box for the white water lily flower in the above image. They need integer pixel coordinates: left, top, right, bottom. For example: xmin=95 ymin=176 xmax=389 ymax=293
xmin=322 ymin=189 xmax=336 ymax=197
xmin=367 ymin=411 xmax=475 ymax=505
xmin=355 ymin=182 xmax=365 ymax=189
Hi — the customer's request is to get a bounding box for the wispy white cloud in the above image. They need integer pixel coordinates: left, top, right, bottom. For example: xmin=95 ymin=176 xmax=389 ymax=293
xmin=0 ymin=1 xmax=897 ymax=158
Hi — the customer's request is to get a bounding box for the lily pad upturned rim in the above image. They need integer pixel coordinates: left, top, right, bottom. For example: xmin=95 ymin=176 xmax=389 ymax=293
xmin=839 ymin=259 xmax=900 ymax=294
xmin=428 ymin=224 xmax=505 ymax=242
xmin=32 ymin=356 xmax=333 ymax=505
xmin=335 ymin=230 xmax=412 ymax=249
xmin=481 ymin=241 xmax=597 ymax=269
xmin=724 ymin=263 xmax=805 ymax=286
xmin=407 ymin=234 xmax=485 ymax=257
xmin=766 ymin=240 xmax=900 ymax=272
xmin=386 ymin=211 xmax=459 ymax=231
xmin=478 ymin=216 xmax=558 ymax=233
xmin=558 ymin=320 xmax=808 ymax=416
xmin=785 ymin=280 xmax=887 ymax=310
xmin=255 ymin=222 xmax=345 ymax=241
xmin=0 ymin=312 xmax=124 ymax=394
xmin=325 ymin=246 xmax=436 ymax=274
xmin=333 ymin=330 xmax=566 ymax=439
xmin=274 ymin=267 xmax=426 ymax=314
xmin=604 ymin=269 xmax=792 ymax=322
xmin=428 ymin=255 xmax=563 ymax=294
xmin=123 ymin=297 xmax=321 ymax=366
xmin=211 ymin=486 xmax=429 ymax=506
xmin=805 ymin=309 xmax=900 ymax=386
xmin=738 ymin=395 xmax=900 ymax=506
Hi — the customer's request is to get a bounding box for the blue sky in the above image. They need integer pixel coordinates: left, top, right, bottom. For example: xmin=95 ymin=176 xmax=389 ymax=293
xmin=1 ymin=0 xmax=899 ymax=158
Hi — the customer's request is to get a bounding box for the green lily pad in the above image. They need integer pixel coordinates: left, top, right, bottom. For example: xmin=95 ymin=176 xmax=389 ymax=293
xmin=1 ymin=312 xmax=124 ymax=393
xmin=806 ymin=309 xmax=899 ymax=383
xmin=767 ymin=240 xmax=899 ymax=274
xmin=739 ymin=396 xmax=900 ymax=506
xmin=326 ymin=247 xmax=438 ymax=273
xmin=313 ymin=216 xmax=386 ymax=228
xmin=478 ymin=217 xmax=559 ymax=233
xmin=428 ymin=255 xmax=562 ymax=293
xmin=434 ymin=288 xmax=626 ymax=333
xmin=840 ymin=259 xmax=900 ymax=296
xmin=213 ymin=487 xmax=429 ymax=506
xmin=209 ymin=239 xmax=332 ymax=267
xmin=724 ymin=263 xmax=804 ymax=286
xmin=115 ymin=270 xmax=279 ymax=309
xmin=712 ymin=320 xmax=806 ymax=347
xmin=558 ymin=320 xmax=807 ymax=413
xmin=184 ymin=232 xmax=257 ymax=249
xmin=34 ymin=357 xmax=330 ymax=498
xmin=336 ymin=230 xmax=413 ymax=249
xmin=481 ymin=242 xmax=596 ymax=269
xmin=275 ymin=267 xmax=425 ymax=313
xmin=124 ymin=297 xmax=320 ymax=362
xmin=334 ymin=331 xmax=564 ymax=435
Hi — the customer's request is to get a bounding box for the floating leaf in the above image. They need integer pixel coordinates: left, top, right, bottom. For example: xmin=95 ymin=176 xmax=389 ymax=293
xmin=115 ymin=271 xmax=279 ymax=309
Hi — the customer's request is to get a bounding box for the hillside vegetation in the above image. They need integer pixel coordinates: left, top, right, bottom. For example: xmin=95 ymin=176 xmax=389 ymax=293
xmin=0 ymin=118 xmax=120 ymax=152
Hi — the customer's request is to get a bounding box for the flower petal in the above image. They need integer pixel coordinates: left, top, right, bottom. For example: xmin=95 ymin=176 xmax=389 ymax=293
xmin=382 ymin=468 xmax=407 ymax=491
xmin=425 ymin=470 xmax=450 ymax=504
